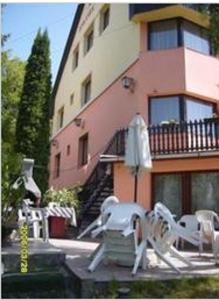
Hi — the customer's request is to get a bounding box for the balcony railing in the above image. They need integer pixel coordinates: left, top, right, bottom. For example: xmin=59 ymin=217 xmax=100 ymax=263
xmin=105 ymin=118 xmax=219 ymax=158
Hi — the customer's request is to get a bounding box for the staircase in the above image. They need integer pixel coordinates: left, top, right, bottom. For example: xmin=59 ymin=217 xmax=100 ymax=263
xmin=78 ymin=162 xmax=113 ymax=232
xmin=78 ymin=129 xmax=126 ymax=232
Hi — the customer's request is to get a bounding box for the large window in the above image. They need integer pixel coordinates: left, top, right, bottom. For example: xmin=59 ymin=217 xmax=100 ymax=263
xmin=150 ymin=96 xmax=214 ymax=125
xmin=185 ymin=97 xmax=213 ymax=121
xmin=149 ymin=18 xmax=210 ymax=55
xmin=78 ymin=134 xmax=88 ymax=166
xmin=183 ymin=20 xmax=210 ymax=55
xmin=153 ymin=171 xmax=219 ymax=218
xmin=191 ymin=172 xmax=219 ymax=213
xmin=154 ymin=174 xmax=182 ymax=218
xmin=150 ymin=96 xmax=180 ymax=125
xmin=149 ymin=19 xmax=178 ymax=50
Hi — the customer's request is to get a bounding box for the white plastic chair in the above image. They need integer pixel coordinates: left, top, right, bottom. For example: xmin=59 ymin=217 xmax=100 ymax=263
xmin=176 ymin=215 xmax=199 ymax=249
xmin=18 ymin=201 xmax=49 ymax=242
xmin=85 ymin=202 xmax=148 ymax=275
xmin=145 ymin=203 xmax=200 ymax=274
xmin=77 ymin=196 xmax=119 ymax=240
xmin=195 ymin=210 xmax=219 ymax=263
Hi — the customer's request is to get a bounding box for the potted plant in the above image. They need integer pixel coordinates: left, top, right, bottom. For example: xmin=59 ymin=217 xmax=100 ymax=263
xmin=43 ymin=186 xmax=80 ymax=238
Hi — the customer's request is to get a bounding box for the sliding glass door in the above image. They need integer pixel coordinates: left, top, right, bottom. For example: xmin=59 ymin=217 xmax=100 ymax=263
xmin=153 ymin=174 xmax=182 ymax=218
xmin=153 ymin=171 xmax=219 ymax=218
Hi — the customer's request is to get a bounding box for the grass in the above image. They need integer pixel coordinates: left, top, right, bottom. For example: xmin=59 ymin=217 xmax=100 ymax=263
xmin=101 ymin=276 xmax=219 ymax=299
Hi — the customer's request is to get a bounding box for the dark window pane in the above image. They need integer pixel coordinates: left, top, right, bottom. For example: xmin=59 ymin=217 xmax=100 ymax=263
xmin=150 ymin=19 xmax=178 ymax=50
xmin=54 ymin=153 xmax=61 ymax=178
xmin=87 ymin=30 xmax=93 ymax=52
xmin=84 ymin=79 xmax=91 ymax=104
xmin=154 ymin=174 xmax=182 ymax=218
xmin=150 ymin=96 xmax=180 ymax=125
xmin=78 ymin=134 xmax=88 ymax=166
xmin=103 ymin=7 xmax=109 ymax=30
xmin=183 ymin=20 xmax=210 ymax=55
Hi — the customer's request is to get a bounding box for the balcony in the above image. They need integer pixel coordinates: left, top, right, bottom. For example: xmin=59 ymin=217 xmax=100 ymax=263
xmin=103 ymin=118 xmax=219 ymax=160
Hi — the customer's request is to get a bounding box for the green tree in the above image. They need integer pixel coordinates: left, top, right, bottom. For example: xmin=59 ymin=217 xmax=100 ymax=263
xmin=15 ymin=29 xmax=52 ymax=194
xmin=2 ymin=49 xmax=26 ymax=212
xmin=197 ymin=4 xmax=219 ymax=54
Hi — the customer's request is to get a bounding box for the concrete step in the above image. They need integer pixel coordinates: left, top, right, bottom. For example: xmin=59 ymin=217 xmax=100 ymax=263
xmin=2 ymin=240 xmax=65 ymax=274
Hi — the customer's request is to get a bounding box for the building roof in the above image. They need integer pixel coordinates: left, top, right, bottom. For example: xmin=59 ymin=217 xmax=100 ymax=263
xmin=51 ymin=4 xmax=84 ymax=116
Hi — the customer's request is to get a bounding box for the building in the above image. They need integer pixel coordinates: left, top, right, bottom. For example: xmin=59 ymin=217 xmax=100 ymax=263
xmin=50 ymin=3 xmax=219 ymax=227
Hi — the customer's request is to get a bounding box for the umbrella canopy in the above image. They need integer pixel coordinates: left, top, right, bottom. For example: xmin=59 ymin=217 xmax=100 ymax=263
xmin=125 ymin=113 xmax=152 ymax=202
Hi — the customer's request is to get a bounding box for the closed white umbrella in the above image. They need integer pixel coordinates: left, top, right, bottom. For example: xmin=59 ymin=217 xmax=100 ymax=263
xmin=125 ymin=113 xmax=152 ymax=203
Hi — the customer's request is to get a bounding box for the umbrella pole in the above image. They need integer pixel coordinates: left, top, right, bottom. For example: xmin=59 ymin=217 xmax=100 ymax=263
xmin=134 ymin=166 xmax=139 ymax=203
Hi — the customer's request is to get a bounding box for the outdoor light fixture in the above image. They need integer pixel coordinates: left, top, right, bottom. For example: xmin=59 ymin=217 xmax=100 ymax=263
xmin=74 ymin=118 xmax=82 ymax=127
xmin=122 ymin=76 xmax=135 ymax=92
xmin=51 ymin=139 xmax=59 ymax=147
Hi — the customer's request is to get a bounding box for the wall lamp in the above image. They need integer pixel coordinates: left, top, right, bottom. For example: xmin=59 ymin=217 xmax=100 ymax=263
xmin=51 ymin=139 xmax=59 ymax=147
xmin=122 ymin=76 xmax=135 ymax=92
xmin=74 ymin=118 xmax=82 ymax=127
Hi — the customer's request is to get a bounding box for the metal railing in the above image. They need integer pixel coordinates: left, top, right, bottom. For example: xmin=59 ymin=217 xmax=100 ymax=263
xmin=105 ymin=118 xmax=219 ymax=157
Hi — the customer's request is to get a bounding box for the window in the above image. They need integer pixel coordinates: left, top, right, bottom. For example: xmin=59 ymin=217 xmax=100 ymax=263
xmin=72 ymin=46 xmax=79 ymax=70
xmin=149 ymin=19 xmax=210 ymax=55
xmin=150 ymin=96 xmax=180 ymax=125
xmin=185 ymin=97 xmax=213 ymax=121
xmin=67 ymin=145 xmax=71 ymax=156
xmin=153 ymin=171 xmax=219 ymax=217
xmin=100 ymin=5 xmax=110 ymax=33
xmin=149 ymin=19 xmax=178 ymax=50
xmin=57 ymin=106 xmax=64 ymax=129
xmin=54 ymin=153 xmax=61 ymax=178
xmin=81 ymin=75 xmax=91 ymax=106
xmin=78 ymin=134 xmax=88 ymax=166
xmin=154 ymin=174 xmax=182 ymax=218
xmin=84 ymin=25 xmax=94 ymax=54
xmin=183 ymin=20 xmax=210 ymax=55
xmin=150 ymin=96 xmax=214 ymax=125
xmin=70 ymin=93 xmax=74 ymax=105
xmin=191 ymin=172 xmax=219 ymax=213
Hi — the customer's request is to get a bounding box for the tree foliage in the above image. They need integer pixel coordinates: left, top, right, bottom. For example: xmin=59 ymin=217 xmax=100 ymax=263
xmin=15 ymin=29 xmax=52 ymax=194
xmin=2 ymin=50 xmax=26 ymax=214
xmin=197 ymin=4 xmax=219 ymax=54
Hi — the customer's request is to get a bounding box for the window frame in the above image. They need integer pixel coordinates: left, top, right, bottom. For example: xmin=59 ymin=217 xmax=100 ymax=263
xmin=100 ymin=5 xmax=110 ymax=34
xmin=54 ymin=152 xmax=61 ymax=178
xmin=70 ymin=93 xmax=74 ymax=105
xmin=72 ymin=45 xmax=79 ymax=71
xmin=81 ymin=75 xmax=92 ymax=106
xmin=84 ymin=24 xmax=94 ymax=55
xmin=149 ymin=95 xmax=215 ymax=125
xmin=67 ymin=145 xmax=71 ymax=156
xmin=152 ymin=170 xmax=219 ymax=216
xmin=57 ymin=106 xmax=64 ymax=130
xmin=78 ymin=133 xmax=89 ymax=167
xmin=148 ymin=17 xmax=211 ymax=55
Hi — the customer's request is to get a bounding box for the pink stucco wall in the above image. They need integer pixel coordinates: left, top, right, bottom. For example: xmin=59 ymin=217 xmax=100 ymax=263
xmin=185 ymin=49 xmax=219 ymax=101
xmin=50 ymin=26 xmax=219 ymax=192
xmin=113 ymin=164 xmax=152 ymax=209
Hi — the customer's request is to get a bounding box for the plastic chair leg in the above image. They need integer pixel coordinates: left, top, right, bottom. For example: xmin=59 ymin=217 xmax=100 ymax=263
xmin=88 ymin=244 xmax=105 ymax=272
xmin=169 ymin=246 xmax=193 ymax=267
xmin=33 ymin=222 xmax=39 ymax=238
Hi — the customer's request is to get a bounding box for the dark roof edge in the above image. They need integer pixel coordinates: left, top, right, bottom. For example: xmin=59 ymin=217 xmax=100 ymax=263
xmin=51 ymin=4 xmax=84 ymax=115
